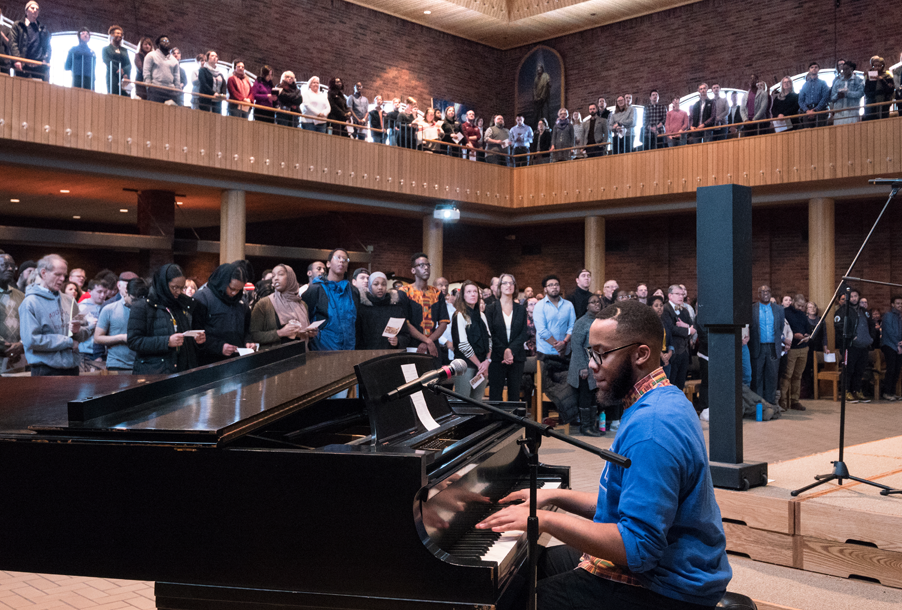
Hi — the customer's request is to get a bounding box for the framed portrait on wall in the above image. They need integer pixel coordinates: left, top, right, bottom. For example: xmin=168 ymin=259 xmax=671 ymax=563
xmin=515 ymin=46 xmax=565 ymax=130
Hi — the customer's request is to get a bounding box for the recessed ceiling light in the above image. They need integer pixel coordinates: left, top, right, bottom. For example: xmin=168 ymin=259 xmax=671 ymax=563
xmin=119 ymin=208 xmax=128 ymax=213
xmin=60 ymin=189 xmax=70 ymax=193
xmin=424 ymin=10 xmax=431 ymax=14
xmin=10 ymin=198 xmax=19 ymax=203
xmin=176 ymin=201 xmax=184 ymax=205
xmin=72 ymin=215 xmax=81 ymax=219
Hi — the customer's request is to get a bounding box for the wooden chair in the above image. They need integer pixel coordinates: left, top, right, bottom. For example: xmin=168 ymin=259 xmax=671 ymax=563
xmin=534 ymin=358 xmax=570 ymax=434
xmin=813 ymin=351 xmax=840 ymax=401
xmin=871 ymin=349 xmax=886 ymax=401
xmin=683 ymin=379 xmax=701 ymax=404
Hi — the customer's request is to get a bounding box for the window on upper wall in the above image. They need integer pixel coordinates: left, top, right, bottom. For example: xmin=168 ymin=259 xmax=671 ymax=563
xmin=45 ymin=31 xmax=256 ymax=115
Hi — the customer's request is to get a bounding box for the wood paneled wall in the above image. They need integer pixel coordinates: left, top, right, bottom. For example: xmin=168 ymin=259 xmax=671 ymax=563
xmin=2 ymin=76 xmax=899 ymax=214
xmin=0 ymin=76 xmax=514 ymax=209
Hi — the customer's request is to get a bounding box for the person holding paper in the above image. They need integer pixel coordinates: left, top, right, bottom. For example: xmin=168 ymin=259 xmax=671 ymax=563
xmin=483 ymin=115 xmax=511 ymax=166
xmin=18 ymin=254 xmax=92 ymax=376
xmin=863 ymin=55 xmax=896 ymax=121
xmin=451 ymin=281 xmax=492 ymax=400
xmin=302 ymin=248 xmax=359 ymax=352
xmin=356 ymin=272 xmax=411 ymax=350
xmin=194 ymin=262 xmax=254 ymax=365
xmin=250 ymin=264 xmax=317 ymax=350
xmin=127 ymin=264 xmax=206 ymax=375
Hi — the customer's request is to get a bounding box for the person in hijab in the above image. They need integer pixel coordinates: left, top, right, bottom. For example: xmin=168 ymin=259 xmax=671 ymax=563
xmin=301 ymin=248 xmax=359 ymax=351
xmin=127 ymin=264 xmax=206 ymax=374
xmin=249 ymin=264 xmax=317 ymax=350
xmin=356 ymin=271 xmax=412 ymax=350
xmin=550 ymin=108 xmax=574 ymax=162
xmin=193 ymin=262 xmax=251 ymax=365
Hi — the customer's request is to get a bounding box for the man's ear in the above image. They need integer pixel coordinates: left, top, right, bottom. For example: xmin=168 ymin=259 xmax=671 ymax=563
xmin=634 ymin=343 xmax=653 ymax=367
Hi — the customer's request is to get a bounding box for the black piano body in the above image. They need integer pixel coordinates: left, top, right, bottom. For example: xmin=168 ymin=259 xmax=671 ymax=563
xmin=0 ymin=344 xmax=569 ymax=609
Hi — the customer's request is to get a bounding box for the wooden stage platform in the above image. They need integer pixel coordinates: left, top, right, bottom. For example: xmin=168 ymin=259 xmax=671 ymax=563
xmin=717 ymin=435 xmax=902 ymax=590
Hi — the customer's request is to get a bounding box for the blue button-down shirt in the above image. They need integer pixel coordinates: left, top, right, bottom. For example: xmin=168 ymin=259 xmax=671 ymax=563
xmin=508 ymin=123 xmax=534 ymax=148
xmin=533 ymin=296 xmax=576 ymax=356
xmin=799 ymin=76 xmax=830 ymax=111
xmin=758 ymin=303 xmax=774 ymax=344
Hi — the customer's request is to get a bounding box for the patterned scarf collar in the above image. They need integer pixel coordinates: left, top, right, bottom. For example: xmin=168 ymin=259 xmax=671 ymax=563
xmin=623 ymin=367 xmax=670 ymax=410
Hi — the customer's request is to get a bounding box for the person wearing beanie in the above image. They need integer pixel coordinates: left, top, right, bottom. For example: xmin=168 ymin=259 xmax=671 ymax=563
xmin=9 ymin=1 xmax=52 ymax=81
xmin=16 ymin=260 xmax=36 ymax=292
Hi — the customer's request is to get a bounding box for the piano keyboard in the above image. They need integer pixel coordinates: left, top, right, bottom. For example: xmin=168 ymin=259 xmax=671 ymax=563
xmin=445 ymin=481 xmax=562 ymax=565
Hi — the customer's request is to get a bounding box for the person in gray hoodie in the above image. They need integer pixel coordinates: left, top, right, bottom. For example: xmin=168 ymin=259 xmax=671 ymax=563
xmin=142 ymin=34 xmax=181 ymax=104
xmin=18 ymin=254 xmax=91 ymax=375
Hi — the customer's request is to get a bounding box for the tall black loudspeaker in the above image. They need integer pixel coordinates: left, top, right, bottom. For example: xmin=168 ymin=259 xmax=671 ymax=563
xmin=697 ymin=185 xmax=767 ymax=490
xmin=697 ymin=185 xmax=752 ymax=327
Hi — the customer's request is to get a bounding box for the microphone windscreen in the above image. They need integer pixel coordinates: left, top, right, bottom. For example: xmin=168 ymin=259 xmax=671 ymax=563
xmin=449 ymin=359 xmax=468 ymax=376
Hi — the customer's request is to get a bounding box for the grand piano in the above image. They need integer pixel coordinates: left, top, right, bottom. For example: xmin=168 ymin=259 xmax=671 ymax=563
xmin=0 ymin=342 xmax=569 ymax=610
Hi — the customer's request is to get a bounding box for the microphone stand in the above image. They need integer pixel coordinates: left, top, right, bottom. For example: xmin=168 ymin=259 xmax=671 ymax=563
xmin=424 ymin=381 xmax=630 ymax=610
xmin=791 ymin=180 xmax=902 ymax=497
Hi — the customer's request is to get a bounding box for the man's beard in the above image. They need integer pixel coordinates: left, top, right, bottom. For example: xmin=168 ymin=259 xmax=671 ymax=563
xmin=595 ymin=358 xmax=634 ymax=406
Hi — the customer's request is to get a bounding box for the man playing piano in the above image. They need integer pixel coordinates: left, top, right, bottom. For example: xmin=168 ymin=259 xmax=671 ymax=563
xmin=478 ymin=300 xmax=731 ymax=609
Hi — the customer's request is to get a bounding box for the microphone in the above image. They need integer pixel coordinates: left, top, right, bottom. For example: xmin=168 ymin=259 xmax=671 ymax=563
xmin=381 ymin=359 xmax=468 ymax=403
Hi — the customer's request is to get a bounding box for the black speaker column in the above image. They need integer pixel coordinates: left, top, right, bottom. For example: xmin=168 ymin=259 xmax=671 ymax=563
xmin=697 ymin=185 xmax=767 ymax=491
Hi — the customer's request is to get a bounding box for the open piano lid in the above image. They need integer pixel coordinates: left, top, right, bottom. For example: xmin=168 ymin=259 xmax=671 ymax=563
xmin=27 ymin=344 xmax=385 ymax=447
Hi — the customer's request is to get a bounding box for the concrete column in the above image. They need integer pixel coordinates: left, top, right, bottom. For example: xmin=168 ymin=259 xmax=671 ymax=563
xmin=585 ymin=216 xmax=605 ymax=293
xmin=220 ymin=190 xmax=246 ymax=265
xmin=809 ymin=198 xmax=835 ymax=348
xmin=423 ymin=215 xmax=443 ymax=281
xmin=137 ymin=189 xmax=175 ymax=275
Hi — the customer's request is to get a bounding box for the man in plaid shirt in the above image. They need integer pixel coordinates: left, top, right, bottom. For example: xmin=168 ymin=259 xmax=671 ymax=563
xmin=643 ymin=90 xmax=668 ymax=151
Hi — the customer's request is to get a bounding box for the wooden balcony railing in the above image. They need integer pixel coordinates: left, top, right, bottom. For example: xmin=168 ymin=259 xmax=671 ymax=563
xmin=1 ymin=74 xmax=899 ymax=213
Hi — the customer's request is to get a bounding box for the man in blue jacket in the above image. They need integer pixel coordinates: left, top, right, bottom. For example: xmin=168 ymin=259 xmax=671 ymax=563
xmin=478 ymin=300 xmax=731 ymax=609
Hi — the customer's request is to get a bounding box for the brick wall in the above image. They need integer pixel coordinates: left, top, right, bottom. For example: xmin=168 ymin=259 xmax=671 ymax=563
xmin=501 ymin=0 xmax=902 ymax=116
xmin=38 ymin=0 xmax=507 ymax=117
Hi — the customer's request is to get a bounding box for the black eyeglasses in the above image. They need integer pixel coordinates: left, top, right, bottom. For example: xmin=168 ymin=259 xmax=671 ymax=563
xmin=586 ymin=342 xmax=640 ymax=366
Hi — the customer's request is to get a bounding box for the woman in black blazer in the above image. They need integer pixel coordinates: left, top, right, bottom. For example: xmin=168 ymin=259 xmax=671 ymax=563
xmin=486 ymin=273 xmax=529 ymax=401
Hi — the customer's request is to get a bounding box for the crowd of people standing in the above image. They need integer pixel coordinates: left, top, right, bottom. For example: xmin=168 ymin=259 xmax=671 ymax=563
xmin=3 ymin=2 xmax=901 ymax=166
xmin=3 ymin=247 xmax=899 ymax=438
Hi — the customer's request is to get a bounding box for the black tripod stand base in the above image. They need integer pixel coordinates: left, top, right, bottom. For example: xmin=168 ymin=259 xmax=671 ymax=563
xmin=710 ymin=461 xmax=768 ymax=491
xmin=791 ymin=461 xmax=902 ymax=496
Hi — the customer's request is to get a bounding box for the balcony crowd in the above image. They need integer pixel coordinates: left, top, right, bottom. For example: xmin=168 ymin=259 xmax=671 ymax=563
xmin=2 ymin=2 xmax=902 ymax=164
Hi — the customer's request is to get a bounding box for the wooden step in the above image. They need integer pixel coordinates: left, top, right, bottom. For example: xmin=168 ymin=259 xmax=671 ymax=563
xmin=801 ymin=536 xmax=902 ymax=588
